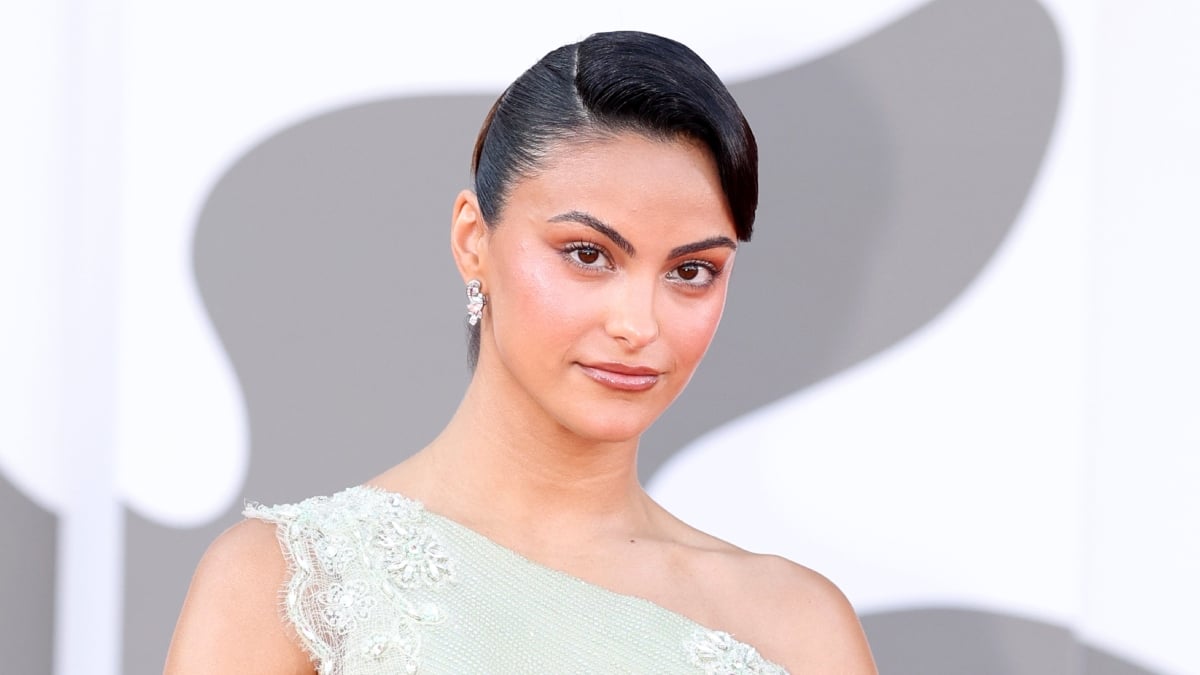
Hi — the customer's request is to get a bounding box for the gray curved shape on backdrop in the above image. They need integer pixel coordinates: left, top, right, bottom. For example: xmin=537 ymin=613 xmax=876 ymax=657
xmin=0 ymin=475 xmax=55 ymax=674
xmin=862 ymin=608 xmax=1157 ymax=674
xmin=641 ymin=0 xmax=1064 ymax=476
xmin=126 ymin=93 xmax=494 ymax=671
xmin=118 ymin=1 xmax=1160 ymax=673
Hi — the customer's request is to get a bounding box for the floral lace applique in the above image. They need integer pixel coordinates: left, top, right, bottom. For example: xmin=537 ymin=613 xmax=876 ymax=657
xmin=314 ymin=531 xmax=358 ymax=575
xmin=245 ymin=487 xmax=453 ymax=675
xmin=319 ymin=580 xmax=377 ymax=634
xmin=374 ymin=500 xmax=455 ymax=589
xmin=687 ymin=629 xmax=788 ymax=675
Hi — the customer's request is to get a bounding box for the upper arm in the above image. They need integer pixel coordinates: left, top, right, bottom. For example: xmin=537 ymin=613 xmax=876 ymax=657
xmin=783 ymin=567 xmax=877 ymax=674
xmin=164 ymin=519 xmax=314 ymax=675
xmin=730 ymin=557 xmax=877 ymax=675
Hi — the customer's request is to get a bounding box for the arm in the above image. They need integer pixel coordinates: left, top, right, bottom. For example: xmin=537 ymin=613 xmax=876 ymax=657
xmin=769 ymin=560 xmax=877 ymax=675
xmin=164 ymin=519 xmax=314 ymax=675
xmin=721 ymin=554 xmax=876 ymax=675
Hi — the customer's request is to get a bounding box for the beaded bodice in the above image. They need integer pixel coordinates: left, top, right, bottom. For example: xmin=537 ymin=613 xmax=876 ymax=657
xmin=245 ymin=486 xmax=789 ymax=674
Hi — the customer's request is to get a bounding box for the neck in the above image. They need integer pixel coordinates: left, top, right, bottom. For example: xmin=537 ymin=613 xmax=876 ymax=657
xmin=410 ymin=368 xmax=654 ymax=542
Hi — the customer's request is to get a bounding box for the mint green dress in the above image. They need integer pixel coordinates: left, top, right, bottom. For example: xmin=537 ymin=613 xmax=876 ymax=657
xmin=246 ymin=486 xmax=788 ymax=675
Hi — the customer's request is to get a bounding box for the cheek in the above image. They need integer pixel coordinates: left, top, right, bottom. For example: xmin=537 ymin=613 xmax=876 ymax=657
xmin=662 ymin=291 xmax=727 ymax=364
xmin=495 ymin=248 xmax=592 ymax=346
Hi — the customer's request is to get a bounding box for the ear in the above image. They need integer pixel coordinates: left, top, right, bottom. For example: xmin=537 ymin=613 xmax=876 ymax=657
xmin=450 ymin=189 xmax=488 ymax=282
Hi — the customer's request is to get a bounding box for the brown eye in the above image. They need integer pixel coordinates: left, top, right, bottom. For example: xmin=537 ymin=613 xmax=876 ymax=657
xmin=564 ymin=244 xmax=610 ymax=269
xmin=666 ymin=261 xmax=718 ymax=287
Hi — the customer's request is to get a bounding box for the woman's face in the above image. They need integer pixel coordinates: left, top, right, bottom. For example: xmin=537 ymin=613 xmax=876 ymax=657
xmin=473 ymin=133 xmax=738 ymax=444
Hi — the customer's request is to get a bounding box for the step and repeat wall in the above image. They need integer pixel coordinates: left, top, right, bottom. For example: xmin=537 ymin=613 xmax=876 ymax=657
xmin=2 ymin=1 xmax=1197 ymax=673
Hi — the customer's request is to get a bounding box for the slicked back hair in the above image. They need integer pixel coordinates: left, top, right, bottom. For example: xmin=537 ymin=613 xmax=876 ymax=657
xmin=466 ymin=31 xmax=758 ymax=368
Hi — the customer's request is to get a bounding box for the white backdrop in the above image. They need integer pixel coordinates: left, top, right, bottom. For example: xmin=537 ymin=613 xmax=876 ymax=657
xmin=1 ymin=1 xmax=1197 ymax=673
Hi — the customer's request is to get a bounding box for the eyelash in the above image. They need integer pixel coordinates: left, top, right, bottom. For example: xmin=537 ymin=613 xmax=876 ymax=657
xmin=560 ymin=241 xmax=723 ymax=288
xmin=562 ymin=241 xmax=613 ymax=271
xmin=667 ymin=260 xmax=722 ymax=288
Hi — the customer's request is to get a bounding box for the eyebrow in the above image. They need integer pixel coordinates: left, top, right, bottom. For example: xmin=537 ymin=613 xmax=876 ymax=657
xmin=549 ymin=211 xmax=636 ymax=256
xmin=548 ymin=210 xmax=738 ymax=260
xmin=668 ymin=236 xmax=737 ymax=260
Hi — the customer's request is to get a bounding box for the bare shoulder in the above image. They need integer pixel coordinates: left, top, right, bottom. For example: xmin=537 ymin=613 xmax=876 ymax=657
xmin=703 ymin=547 xmax=877 ymax=674
xmin=164 ymin=519 xmax=313 ymax=675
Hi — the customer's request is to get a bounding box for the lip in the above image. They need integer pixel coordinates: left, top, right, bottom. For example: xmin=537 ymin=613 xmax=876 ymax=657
xmin=577 ymin=362 xmax=662 ymax=391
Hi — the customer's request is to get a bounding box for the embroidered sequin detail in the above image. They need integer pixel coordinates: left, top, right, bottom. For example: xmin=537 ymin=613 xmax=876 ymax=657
xmin=687 ymin=629 xmax=788 ymax=675
xmin=245 ymin=488 xmax=452 ymax=675
xmin=315 ymin=533 xmax=357 ymax=575
xmin=361 ymin=618 xmax=421 ymax=673
xmin=319 ymin=581 xmax=377 ymax=634
xmin=375 ymin=519 xmax=454 ymax=589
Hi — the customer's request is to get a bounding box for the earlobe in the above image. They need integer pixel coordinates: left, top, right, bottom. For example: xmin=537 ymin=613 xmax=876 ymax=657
xmin=450 ymin=189 xmax=488 ymax=281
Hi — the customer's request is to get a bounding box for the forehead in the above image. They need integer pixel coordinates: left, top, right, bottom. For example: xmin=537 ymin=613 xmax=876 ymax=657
xmin=501 ymin=133 xmax=736 ymax=240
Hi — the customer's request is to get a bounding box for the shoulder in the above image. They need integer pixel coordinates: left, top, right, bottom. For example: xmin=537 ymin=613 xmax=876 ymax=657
xmin=164 ymin=519 xmax=313 ymax=675
xmin=708 ymin=551 xmax=877 ymax=674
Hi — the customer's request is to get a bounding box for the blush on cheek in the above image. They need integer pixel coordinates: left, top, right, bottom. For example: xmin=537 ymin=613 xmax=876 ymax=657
xmin=673 ymin=297 xmax=727 ymax=359
xmin=505 ymin=253 xmax=590 ymax=342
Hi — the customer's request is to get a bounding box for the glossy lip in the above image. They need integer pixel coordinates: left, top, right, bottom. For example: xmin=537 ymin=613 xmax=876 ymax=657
xmin=577 ymin=362 xmax=662 ymax=392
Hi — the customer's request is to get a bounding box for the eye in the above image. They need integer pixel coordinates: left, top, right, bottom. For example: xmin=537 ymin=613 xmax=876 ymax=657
xmin=666 ymin=261 xmax=720 ymax=287
xmin=563 ymin=242 xmax=612 ymax=270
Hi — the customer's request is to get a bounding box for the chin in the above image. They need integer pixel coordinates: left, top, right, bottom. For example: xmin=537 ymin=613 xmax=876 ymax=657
xmin=559 ymin=403 xmax=663 ymax=445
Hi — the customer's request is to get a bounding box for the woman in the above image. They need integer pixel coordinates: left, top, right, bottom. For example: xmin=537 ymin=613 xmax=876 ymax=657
xmin=165 ymin=31 xmax=876 ymax=674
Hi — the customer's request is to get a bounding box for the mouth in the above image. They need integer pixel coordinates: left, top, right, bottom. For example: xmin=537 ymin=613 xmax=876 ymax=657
xmin=577 ymin=362 xmax=661 ymax=392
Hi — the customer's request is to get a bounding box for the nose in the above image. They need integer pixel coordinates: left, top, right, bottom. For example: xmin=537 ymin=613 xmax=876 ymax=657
xmin=604 ymin=276 xmax=660 ymax=349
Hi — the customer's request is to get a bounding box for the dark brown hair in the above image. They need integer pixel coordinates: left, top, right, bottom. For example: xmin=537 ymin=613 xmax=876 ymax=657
xmin=467 ymin=30 xmax=758 ymax=367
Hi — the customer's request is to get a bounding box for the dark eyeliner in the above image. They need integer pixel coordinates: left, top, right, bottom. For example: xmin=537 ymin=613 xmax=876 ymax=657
xmin=672 ymin=259 xmax=723 ymax=287
xmin=561 ymin=241 xmax=613 ymax=270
